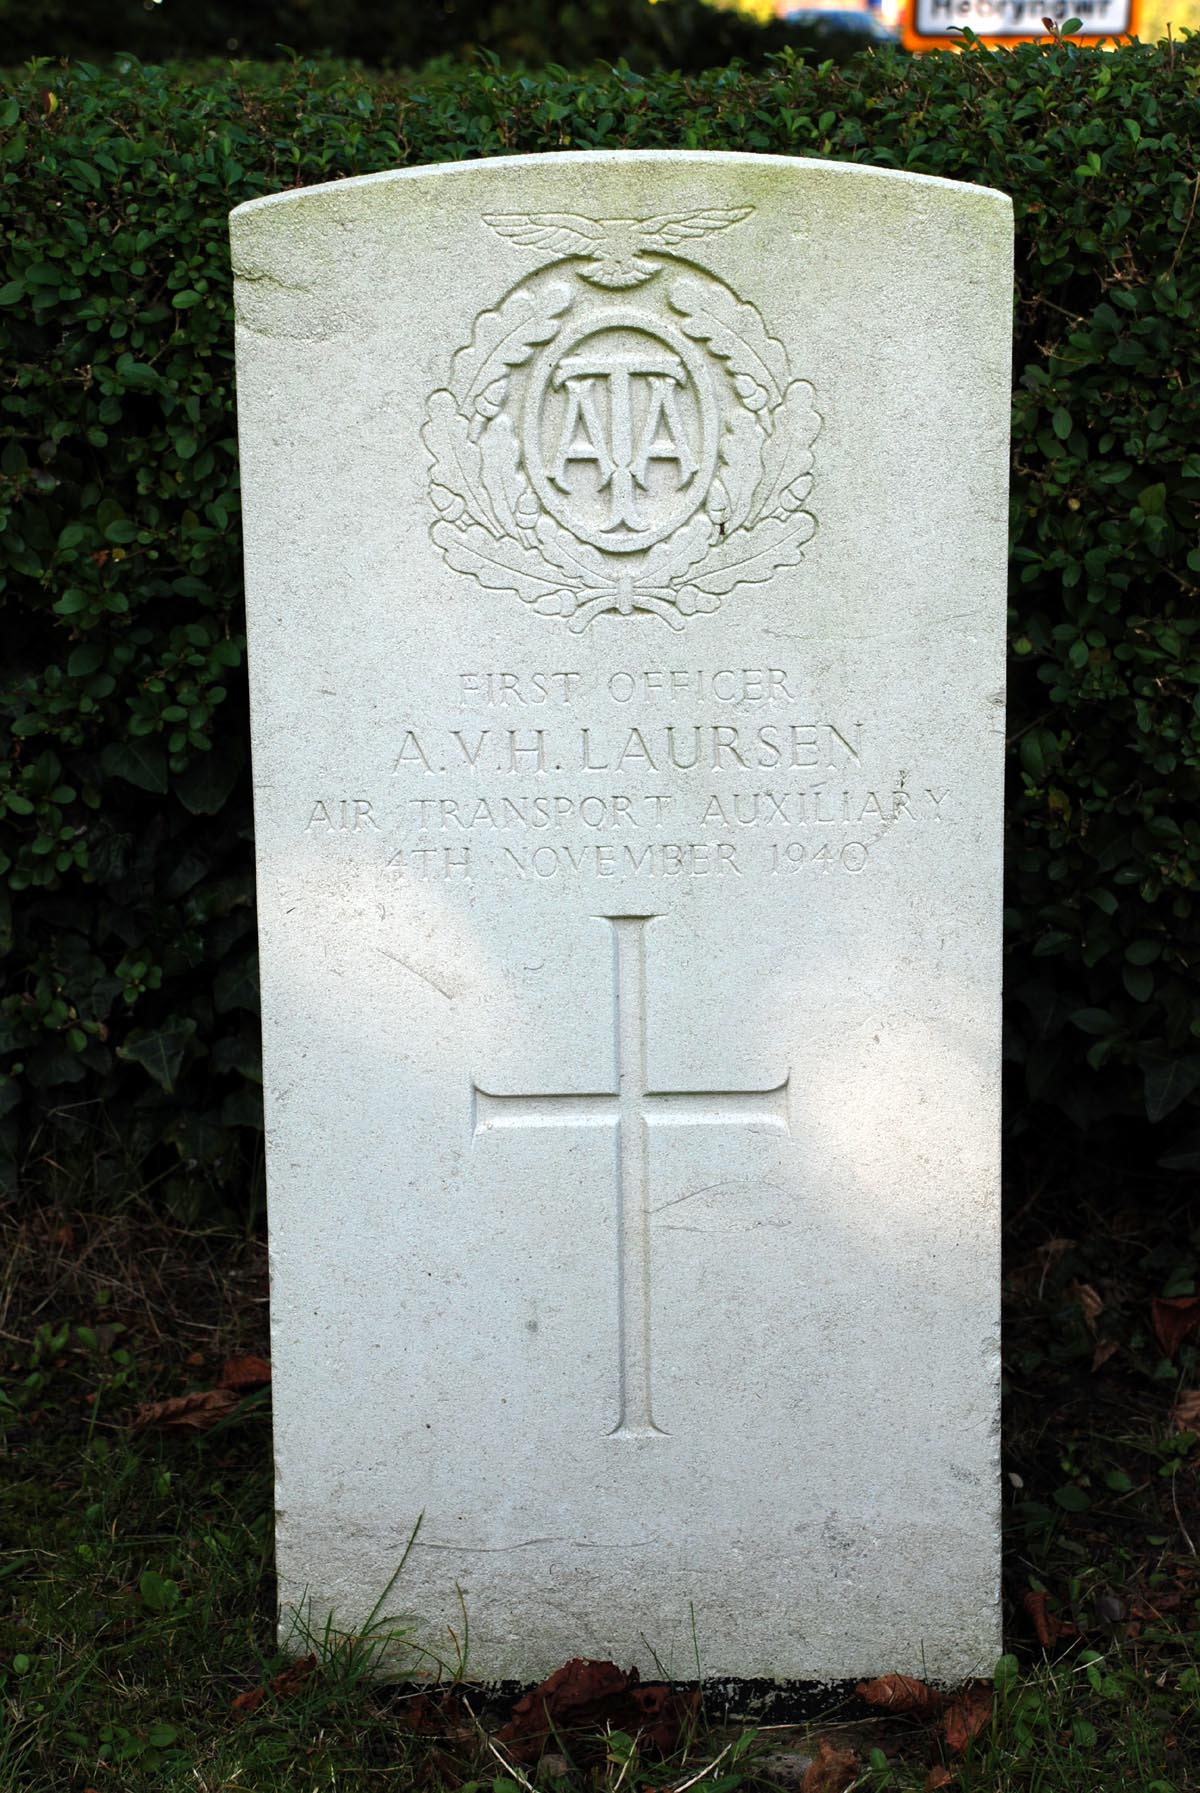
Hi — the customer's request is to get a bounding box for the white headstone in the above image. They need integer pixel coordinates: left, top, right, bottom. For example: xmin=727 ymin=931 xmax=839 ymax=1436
xmin=232 ymin=151 xmax=1011 ymax=1685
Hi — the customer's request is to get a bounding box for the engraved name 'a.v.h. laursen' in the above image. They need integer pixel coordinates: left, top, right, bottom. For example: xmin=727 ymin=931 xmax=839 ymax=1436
xmin=471 ymin=915 xmax=791 ymax=1437
xmin=424 ymin=209 xmax=822 ymax=633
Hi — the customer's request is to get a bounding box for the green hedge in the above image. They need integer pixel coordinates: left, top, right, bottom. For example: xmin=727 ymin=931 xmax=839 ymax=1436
xmin=2 ymin=43 xmax=1199 ymax=1200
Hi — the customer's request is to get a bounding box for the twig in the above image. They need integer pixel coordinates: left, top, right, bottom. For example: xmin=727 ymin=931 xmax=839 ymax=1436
xmin=1171 ymin=1466 xmax=1196 ymax=1555
xmin=1168 ymin=171 xmax=1200 ymax=278
xmin=671 ymin=1737 xmax=737 ymax=1793
xmin=462 ymin=1697 xmax=539 ymax=1793
xmin=610 ymin=1731 xmax=636 ymax=1793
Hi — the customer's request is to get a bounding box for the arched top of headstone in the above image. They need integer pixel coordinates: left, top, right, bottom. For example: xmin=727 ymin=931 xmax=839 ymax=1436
xmin=230 ymin=146 xmax=1013 ymax=220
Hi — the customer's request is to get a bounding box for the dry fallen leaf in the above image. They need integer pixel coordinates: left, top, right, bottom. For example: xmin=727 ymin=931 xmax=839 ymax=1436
xmin=1091 ymin=1338 xmax=1120 ymax=1373
xmin=856 ymin=1674 xmax=947 ymax=1716
xmin=800 ymin=1737 xmax=859 ymax=1793
xmin=942 ymin=1685 xmax=992 ymax=1755
xmin=1131 ymin=1589 xmax=1184 ymax=1620
xmin=1173 ymin=1389 xmax=1200 ymax=1432
xmin=1022 ymin=1589 xmax=1078 ymax=1648
xmin=1023 ymin=1589 xmax=1056 ymax=1647
xmin=1151 ymin=1295 xmax=1200 ymax=1358
xmin=272 ymin=1654 xmax=317 ymax=1696
xmin=496 ymin=1657 xmax=698 ymax=1762
xmin=925 ymin=1769 xmax=956 ymax=1790
xmin=392 ymin=1689 xmax=470 ymax=1738
xmin=1069 ymin=1281 xmax=1103 ymax=1333
xmin=219 ymin=1354 xmax=272 ymax=1390
xmin=132 ymin=1388 xmax=241 ymax=1432
xmin=232 ymin=1652 xmax=316 ymax=1717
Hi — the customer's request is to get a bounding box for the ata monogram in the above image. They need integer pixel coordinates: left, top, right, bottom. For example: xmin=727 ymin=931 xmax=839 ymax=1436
xmin=423 ymin=208 xmax=821 ymax=632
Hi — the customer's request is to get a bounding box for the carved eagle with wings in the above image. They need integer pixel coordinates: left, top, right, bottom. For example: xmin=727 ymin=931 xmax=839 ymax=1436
xmin=482 ymin=207 xmax=753 ymax=289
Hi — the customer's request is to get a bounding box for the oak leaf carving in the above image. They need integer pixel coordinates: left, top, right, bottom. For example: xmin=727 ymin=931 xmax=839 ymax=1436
xmin=712 ymin=408 xmax=766 ymax=533
xmin=638 ymin=513 xmax=715 ymax=588
xmin=668 ymin=274 xmax=788 ymax=413
xmin=478 ymin=414 xmax=530 ymax=541
xmin=688 ymin=507 xmax=815 ymax=596
xmin=533 ymin=515 xmax=619 ymax=589
xmin=752 ymin=380 xmax=821 ymax=520
xmin=423 ymin=391 xmax=501 ymax=538
xmin=428 ymin=234 xmax=817 ymax=627
xmin=431 ymin=517 xmax=573 ymax=612
xmin=449 ymin=280 xmax=572 ymax=423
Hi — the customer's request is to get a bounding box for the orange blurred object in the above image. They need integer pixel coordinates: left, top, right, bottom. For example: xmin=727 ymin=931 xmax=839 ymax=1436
xmin=900 ymin=0 xmax=1139 ymax=49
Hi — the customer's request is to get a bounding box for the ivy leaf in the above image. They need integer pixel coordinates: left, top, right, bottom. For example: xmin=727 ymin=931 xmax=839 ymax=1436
xmin=222 ymin=1086 xmax=264 ymax=1128
xmin=176 ymin=741 xmax=245 ymax=816
xmin=214 ymin=954 xmax=260 ymax=1016
xmin=1070 ymin=1009 xmax=1118 ymax=1037
xmin=1143 ymin=1058 xmax=1200 ymax=1125
xmin=26 ymin=1044 xmax=86 ymax=1089
xmin=118 ymin=1019 xmax=197 ymax=1093
xmin=211 ymin=1036 xmax=263 ymax=1083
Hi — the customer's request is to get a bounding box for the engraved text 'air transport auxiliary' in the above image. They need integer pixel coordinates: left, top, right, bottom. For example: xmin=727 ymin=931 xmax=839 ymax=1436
xmin=424 ymin=209 xmax=821 ymax=631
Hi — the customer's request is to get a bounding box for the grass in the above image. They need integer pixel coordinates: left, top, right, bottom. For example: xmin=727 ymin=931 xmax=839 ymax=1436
xmin=0 ymin=1132 xmax=1197 ymax=1790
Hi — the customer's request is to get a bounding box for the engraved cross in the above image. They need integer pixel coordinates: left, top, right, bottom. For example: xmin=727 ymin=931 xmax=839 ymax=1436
xmin=472 ymin=915 xmax=791 ymax=1439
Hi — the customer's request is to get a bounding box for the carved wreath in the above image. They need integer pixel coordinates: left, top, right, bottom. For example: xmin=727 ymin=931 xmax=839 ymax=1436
xmin=422 ymin=211 xmax=820 ymax=632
